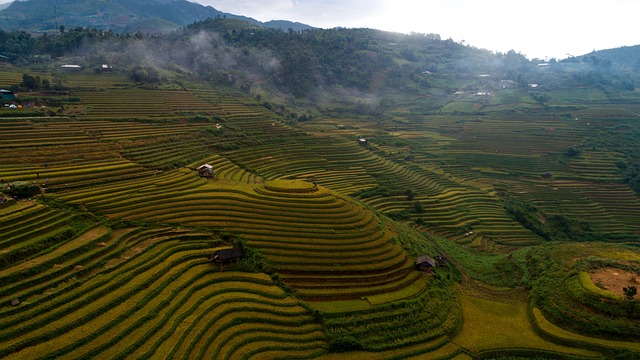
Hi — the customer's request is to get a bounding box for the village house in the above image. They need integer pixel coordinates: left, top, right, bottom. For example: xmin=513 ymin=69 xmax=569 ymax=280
xmin=197 ymin=164 xmax=214 ymax=178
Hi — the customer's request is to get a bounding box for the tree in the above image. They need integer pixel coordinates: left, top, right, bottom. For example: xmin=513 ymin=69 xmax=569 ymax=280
xmin=129 ymin=65 xmax=162 ymax=83
xmin=623 ymin=286 xmax=637 ymax=301
xmin=405 ymin=189 xmax=414 ymax=201
xmin=565 ymin=146 xmax=581 ymax=157
xmin=21 ymin=73 xmax=40 ymax=90
xmin=4 ymin=183 xmax=40 ymax=199
xmin=413 ymin=200 xmax=424 ymax=214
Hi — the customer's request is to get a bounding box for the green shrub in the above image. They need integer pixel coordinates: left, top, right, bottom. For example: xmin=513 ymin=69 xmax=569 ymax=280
xmin=386 ymin=210 xmax=411 ymax=221
xmin=328 ymin=335 xmax=362 ymax=352
xmin=565 ymin=146 xmax=581 ymax=157
xmin=4 ymin=183 xmax=41 ymax=199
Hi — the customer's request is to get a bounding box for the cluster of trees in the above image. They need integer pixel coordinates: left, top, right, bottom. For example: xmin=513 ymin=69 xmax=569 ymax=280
xmin=129 ymin=65 xmax=163 ymax=83
xmin=619 ymin=161 xmax=640 ymax=195
xmin=20 ymin=73 xmax=50 ymax=90
xmin=2 ymin=183 xmax=41 ymax=199
xmin=0 ymin=28 xmax=133 ymax=63
xmin=184 ymin=22 xmax=412 ymax=96
xmin=503 ymin=196 xmax=601 ymax=242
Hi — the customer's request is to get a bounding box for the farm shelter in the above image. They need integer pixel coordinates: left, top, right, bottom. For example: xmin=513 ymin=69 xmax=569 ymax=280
xmin=209 ymin=247 xmax=243 ymax=270
xmin=415 ymin=255 xmax=437 ymax=272
xmin=197 ymin=164 xmax=214 ymax=178
xmin=1 ymin=89 xmax=16 ymax=102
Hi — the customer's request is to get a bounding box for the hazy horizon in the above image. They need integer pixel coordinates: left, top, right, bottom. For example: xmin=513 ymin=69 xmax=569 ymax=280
xmin=197 ymin=0 xmax=640 ymax=60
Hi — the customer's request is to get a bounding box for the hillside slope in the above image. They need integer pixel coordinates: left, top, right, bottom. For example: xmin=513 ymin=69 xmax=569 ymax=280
xmin=1 ymin=22 xmax=640 ymax=359
xmin=0 ymin=0 xmax=313 ymax=33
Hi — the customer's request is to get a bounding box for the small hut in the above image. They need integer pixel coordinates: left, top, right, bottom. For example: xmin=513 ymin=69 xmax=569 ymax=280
xmin=415 ymin=255 xmax=437 ymax=272
xmin=209 ymin=247 xmax=243 ymax=271
xmin=197 ymin=164 xmax=214 ymax=178
xmin=1 ymin=89 xmax=16 ymax=102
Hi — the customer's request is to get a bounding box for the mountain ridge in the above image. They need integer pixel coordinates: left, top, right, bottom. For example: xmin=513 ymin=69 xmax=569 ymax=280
xmin=0 ymin=0 xmax=314 ymax=33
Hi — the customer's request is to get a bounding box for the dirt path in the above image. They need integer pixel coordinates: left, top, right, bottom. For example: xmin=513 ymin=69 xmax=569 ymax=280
xmin=589 ymin=267 xmax=639 ymax=297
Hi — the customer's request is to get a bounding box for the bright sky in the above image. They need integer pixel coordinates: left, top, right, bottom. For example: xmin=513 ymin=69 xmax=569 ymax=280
xmin=194 ymin=0 xmax=640 ymax=60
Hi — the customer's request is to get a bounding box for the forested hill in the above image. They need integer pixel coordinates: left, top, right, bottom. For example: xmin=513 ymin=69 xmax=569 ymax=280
xmin=1 ymin=17 xmax=640 ymax=107
xmin=574 ymin=45 xmax=640 ymax=72
xmin=0 ymin=0 xmax=313 ymax=34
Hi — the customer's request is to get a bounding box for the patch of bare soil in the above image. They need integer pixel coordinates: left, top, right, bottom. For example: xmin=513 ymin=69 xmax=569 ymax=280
xmin=589 ymin=267 xmax=640 ymax=297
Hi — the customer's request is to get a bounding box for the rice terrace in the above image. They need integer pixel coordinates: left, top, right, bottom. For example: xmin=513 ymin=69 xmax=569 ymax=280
xmin=1 ymin=18 xmax=640 ymax=360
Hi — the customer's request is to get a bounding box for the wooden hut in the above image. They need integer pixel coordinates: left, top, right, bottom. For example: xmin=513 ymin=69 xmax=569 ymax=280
xmin=415 ymin=255 xmax=437 ymax=272
xmin=209 ymin=247 xmax=243 ymax=271
xmin=197 ymin=164 xmax=214 ymax=178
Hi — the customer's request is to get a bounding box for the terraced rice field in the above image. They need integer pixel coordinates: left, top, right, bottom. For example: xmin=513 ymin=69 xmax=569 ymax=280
xmin=2 ymin=69 xmax=640 ymax=357
xmin=54 ymin=178 xmax=420 ymax=301
xmin=77 ymin=88 xmax=223 ymax=120
xmin=6 ymin=71 xmax=635 ymax=251
xmin=0 ymin=225 xmax=325 ymax=359
xmin=380 ymin=111 xmax=640 ymax=243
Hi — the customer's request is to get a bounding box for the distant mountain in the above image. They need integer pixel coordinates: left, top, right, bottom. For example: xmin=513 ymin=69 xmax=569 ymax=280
xmin=0 ymin=0 xmax=313 ymax=34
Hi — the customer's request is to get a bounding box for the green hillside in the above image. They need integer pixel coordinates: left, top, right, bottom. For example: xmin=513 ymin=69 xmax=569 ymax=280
xmin=0 ymin=0 xmax=311 ymax=34
xmin=1 ymin=21 xmax=640 ymax=359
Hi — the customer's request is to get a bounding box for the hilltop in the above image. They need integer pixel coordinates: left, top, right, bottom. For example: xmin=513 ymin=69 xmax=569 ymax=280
xmin=0 ymin=0 xmax=313 ymax=34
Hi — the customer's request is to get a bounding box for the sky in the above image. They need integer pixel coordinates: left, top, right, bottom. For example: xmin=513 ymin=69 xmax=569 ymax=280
xmin=193 ymin=0 xmax=640 ymax=60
